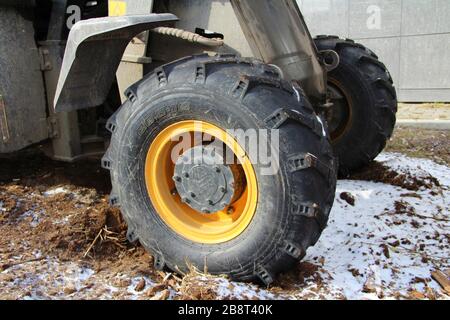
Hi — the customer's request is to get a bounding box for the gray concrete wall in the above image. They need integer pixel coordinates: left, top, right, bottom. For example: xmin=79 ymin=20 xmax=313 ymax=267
xmin=298 ymin=0 xmax=450 ymax=102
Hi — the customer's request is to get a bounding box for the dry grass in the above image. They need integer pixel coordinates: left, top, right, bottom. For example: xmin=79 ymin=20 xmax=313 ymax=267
xmin=386 ymin=127 xmax=450 ymax=166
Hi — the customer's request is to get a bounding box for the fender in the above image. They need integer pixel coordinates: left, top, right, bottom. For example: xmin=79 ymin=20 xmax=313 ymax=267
xmin=54 ymin=14 xmax=178 ymax=112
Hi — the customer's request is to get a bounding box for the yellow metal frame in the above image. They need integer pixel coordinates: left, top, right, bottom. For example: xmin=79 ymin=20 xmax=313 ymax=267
xmin=145 ymin=121 xmax=258 ymax=244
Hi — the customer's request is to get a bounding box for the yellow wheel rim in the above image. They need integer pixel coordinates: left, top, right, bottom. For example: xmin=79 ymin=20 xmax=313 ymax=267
xmin=145 ymin=120 xmax=258 ymax=244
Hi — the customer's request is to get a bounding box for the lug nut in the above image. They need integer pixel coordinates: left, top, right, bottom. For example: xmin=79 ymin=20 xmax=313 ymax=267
xmin=214 ymin=166 xmax=221 ymax=173
xmin=173 ymin=175 xmax=182 ymax=182
xmin=219 ymin=186 xmax=226 ymax=193
xmin=190 ymin=192 xmax=196 ymax=198
xmin=208 ymin=200 xmax=214 ymax=205
xmin=183 ymin=172 xmax=190 ymax=178
xmin=201 ymin=208 xmax=211 ymax=214
xmin=182 ymin=197 xmax=191 ymax=204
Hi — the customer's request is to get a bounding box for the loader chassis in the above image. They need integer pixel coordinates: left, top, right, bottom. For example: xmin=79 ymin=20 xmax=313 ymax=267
xmin=0 ymin=0 xmax=112 ymax=160
xmin=1 ymin=0 xmax=329 ymax=159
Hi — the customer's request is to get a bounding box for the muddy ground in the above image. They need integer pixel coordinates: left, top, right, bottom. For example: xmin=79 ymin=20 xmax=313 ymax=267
xmin=386 ymin=126 xmax=450 ymax=166
xmin=0 ymin=128 xmax=448 ymax=300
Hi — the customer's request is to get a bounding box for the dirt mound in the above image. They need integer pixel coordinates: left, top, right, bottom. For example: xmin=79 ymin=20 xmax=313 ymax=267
xmin=37 ymin=205 xmax=128 ymax=261
xmin=0 ymin=148 xmax=136 ymax=268
xmin=0 ymin=184 xmax=129 ymax=262
xmin=349 ymin=161 xmax=440 ymax=191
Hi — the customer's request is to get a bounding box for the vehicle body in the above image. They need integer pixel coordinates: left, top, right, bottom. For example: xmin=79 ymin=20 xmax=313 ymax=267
xmin=0 ymin=0 xmax=397 ymax=283
xmin=1 ymin=0 xmax=326 ymax=159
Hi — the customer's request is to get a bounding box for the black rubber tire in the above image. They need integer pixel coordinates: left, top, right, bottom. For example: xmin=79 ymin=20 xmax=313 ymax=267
xmin=102 ymin=54 xmax=337 ymax=285
xmin=314 ymin=36 xmax=397 ymax=176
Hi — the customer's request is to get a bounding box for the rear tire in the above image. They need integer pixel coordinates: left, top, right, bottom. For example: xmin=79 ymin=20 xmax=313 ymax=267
xmin=102 ymin=54 xmax=337 ymax=284
xmin=314 ymin=36 xmax=397 ymax=175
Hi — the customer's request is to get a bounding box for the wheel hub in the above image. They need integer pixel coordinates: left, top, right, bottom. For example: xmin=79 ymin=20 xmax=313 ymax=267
xmin=173 ymin=145 xmax=245 ymax=214
xmin=326 ymin=81 xmax=352 ymax=141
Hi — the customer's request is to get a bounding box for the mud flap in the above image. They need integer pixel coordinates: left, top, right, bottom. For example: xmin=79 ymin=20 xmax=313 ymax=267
xmin=54 ymin=14 xmax=178 ymax=112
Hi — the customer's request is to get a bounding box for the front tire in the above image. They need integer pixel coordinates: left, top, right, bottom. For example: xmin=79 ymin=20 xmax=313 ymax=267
xmin=315 ymin=36 xmax=398 ymax=175
xmin=102 ymin=54 xmax=336 ymax=284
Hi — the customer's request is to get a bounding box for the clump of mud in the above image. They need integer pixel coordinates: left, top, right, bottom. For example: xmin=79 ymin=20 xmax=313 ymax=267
xmin=178 ymin=274 xmax=219 ymax=300
xmin=275 ymin=261 xmax=322 ymax=290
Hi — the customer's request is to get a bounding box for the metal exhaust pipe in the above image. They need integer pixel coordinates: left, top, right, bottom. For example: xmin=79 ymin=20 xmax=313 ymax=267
xmin=230 ymin=0 xmax=327 ymax=103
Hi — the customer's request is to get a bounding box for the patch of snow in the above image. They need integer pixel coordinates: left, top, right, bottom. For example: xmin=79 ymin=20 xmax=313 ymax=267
xmin=52 ymin=216 xmax=71 ymax=225
xmin=2 ymin=257 xmax=97 ymax=299
xmin=305 ymin=173 xmax=449 ymax=299
xmin=316 ymin=116 xmax=327 ymax=137
xmin=18 ymin=209 xmax=45 ymax=227
xmin=211 ymin=277 xmax=279 ymax=300
xmin=64 ymin=265 xmax=95 ymax=283
xmin=43 ymin=187 xmax=69 ymax=197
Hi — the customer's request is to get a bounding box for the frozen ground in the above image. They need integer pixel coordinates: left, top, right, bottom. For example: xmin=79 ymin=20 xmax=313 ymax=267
xmin=0 ymin=152 xmax=448 ymax=300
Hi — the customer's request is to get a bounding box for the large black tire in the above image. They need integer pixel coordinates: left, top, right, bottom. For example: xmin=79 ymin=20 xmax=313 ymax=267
xmin=314 ymin=36 xmax=397 ymax=175
xmin=102 ymin=54 xmax=336 ymax=285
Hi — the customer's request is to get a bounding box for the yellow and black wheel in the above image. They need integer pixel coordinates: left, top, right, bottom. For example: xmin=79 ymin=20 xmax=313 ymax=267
xmin=145 ymin=120 xmax=258 ymax=244
xmin=102 ymin=54 xmax=336 ymax=285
